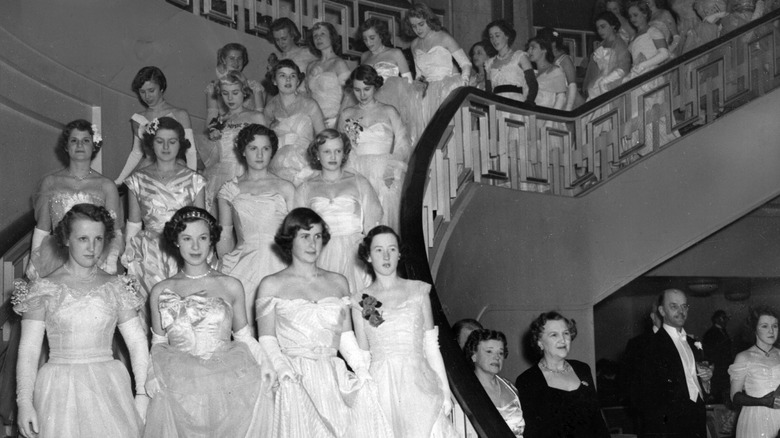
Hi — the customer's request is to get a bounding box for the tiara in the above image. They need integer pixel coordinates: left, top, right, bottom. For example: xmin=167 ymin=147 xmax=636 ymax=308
xmin=180 ymin=209 xmax=215 ymax=225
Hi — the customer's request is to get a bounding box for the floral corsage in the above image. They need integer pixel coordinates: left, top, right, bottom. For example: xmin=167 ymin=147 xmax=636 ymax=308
xmin=359 ymin=294 xmax=385 ymax=327
xmin=207 ymin=116 xmax=227 ymax=141
xmin=343 ymin=118 xmax=363 ymax=146
xmin=11 ymin=278 xmax=31 ymax=308
xmin=688 ymin=335 xmax=704 ymax=351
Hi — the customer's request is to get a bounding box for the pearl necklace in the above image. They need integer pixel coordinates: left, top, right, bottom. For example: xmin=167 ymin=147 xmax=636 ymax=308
xmin=69 ymin=169 xmax=93 ymax=181
xmin=182 ymin=269 xmax=211 ymax=280
xmin=540 ymin=358 xmax=572 ymax=374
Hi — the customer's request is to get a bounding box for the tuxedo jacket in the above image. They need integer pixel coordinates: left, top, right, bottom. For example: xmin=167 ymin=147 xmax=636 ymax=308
xmin=638 ymin=328 xmax=707 ymax=438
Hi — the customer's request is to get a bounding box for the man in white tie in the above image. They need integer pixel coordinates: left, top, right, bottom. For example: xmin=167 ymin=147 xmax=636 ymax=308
xmin=638 ymin=288 xmax=713 ymax=438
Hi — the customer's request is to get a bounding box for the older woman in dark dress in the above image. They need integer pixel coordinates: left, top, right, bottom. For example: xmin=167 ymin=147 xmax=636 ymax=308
xmin=515 ymin=311 xmax=609 ymax=438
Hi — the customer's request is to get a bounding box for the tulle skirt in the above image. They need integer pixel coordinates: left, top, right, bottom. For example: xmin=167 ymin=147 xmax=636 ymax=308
xmin=348 ymin=154 xmax=406 ymax=232
xmin=421 ymin=75 xmax=464 ymax=129
xmin=33 ymin=359 xmax=142 ymax=438
xmin=736 ymin=405 xmax=780 ymax=438
xmin=144 ymin=342 xmax=274 ymax=438
xmin=316 ymin=233 xmax=370 ymax=294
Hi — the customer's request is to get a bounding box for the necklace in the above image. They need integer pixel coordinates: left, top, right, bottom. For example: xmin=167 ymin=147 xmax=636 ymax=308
xmin=497 ymin=49 xmax=512 ymax=60
xmin=755 ymin=343 xmax=774 ymax=357
xmin=182 ymin=269 xmax=211 ymax=280
xmin=540 ymin=358 xmax=572 ymax=374
xmin=64 ymin=263 xmax=98 ymax=282
xmin=69 ymin=168 xmax=93 ymax=181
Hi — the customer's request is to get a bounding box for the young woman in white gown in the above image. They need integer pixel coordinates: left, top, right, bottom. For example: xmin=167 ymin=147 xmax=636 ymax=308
xmin=728 ymin=306 xmax=780 ymax=438
xmin=115 ymin=66 xmax=196 ymax=185
xmin=144 ymin=206 xmax=274 ymax=437
xmin=201 ymin=70 xmax=266 ymax=214
xmin=270 ymin=18 xmax=318 ymax=75
xmin=265 ymin=59 xmax=326 ymax=186
xmin=295 ymin=129 xmax=382 ymax=294
xmin=483 ymin=20 xmax=538 ymax=103
xmin=217 ymin=124 xmax=293 ymax=328
xmin=338 ymin=65 xmax=412 ymax=231
xmin=204 ymin=43 xmax=265 ymax=123
xmin=256 ymin=207 xmax=393 ymax=437
xmin=353 ymin=226 xmax=457 ymax=437
xmin=14 ymin=204 xmax=148 ymax=438
xmin=583 ymin=12 xmax=631 ymax=100
xmin=405 ymin=3 xmax=472 ymax=126
xmin=27 ymin=120 xmax=122 ymax=279
xmin=305 ymin=21 xmax=350 ymax=129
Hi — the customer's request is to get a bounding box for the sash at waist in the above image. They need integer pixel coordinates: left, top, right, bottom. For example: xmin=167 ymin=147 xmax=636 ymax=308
xmin=283 ymin=346 xmax=337 ymax=359
xmin=48 ymin=350 xmax=113 ymax=364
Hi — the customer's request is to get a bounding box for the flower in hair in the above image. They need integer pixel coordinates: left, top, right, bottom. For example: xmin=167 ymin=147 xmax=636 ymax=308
xmin=359 ymin=294 xmax=385 ymax=327
xmin=91 ymin=124 xmax=103 ymax=145
xmin=145 ymin=118 xmax=160 ymax=136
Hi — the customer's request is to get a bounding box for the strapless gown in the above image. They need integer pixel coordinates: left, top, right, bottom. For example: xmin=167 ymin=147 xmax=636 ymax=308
xmin=27 ymin=189 xmax=116 ymax=279
xmin=218 ymin=179 xmax=288 ymax=322
xmin=357 ymin=281 xmax=457 ymax=438
xmin=145 ymin=289 xmax=272 ymax=437
xmin=203 ymin=122 xmax=246 ymax=214
xmin=344 ymin=121 xmax=407 ymax=231
xmin=258 ymin=296 xmax=393 ymax=437
xmin=12 ymin=276 xmax=144 ymax=438
xmin=303 ymin=194 xmax=370 ymax=294
xmin=414 ymin=46 xmax=464 ymax=126
xmin=307 ymin=68 xmax=343 ymax=129
xmin=269 ymin=112 xmax=316 ymax=186
xmin=485 ymin=51 xmax=531 ymax=102
xmin=587 ymin=45 xmax=627 ymax=100
xmin=122 ymin=167 xmax=207 ymax=318
xmin=728 ymin=358 xmax=780 ymax=438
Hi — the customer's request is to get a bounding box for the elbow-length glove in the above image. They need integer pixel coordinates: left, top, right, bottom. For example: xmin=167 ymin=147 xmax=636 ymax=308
xmin=424 ymin=326 xmax=453 ymax=415
xmin=118 ymin=317 xmax=150 ymax=420
xmin=16 ymin=319 xmax=45 ymax=437
xmin=234 ymin=325 xmax=276 ymax=385
xmin=339 ymin=331 xmax=372 ymax=383
xmin=259 ymin=335 xmax=297 ymax=382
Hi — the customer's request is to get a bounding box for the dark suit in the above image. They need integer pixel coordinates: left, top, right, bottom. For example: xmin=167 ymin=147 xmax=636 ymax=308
xmin=638 ymin=327 xmax=707 ymax=438
xmin=703 ymin=324 xmax=732 ymax=403
xmin=623 ymin=330 xmax=656 ymax=434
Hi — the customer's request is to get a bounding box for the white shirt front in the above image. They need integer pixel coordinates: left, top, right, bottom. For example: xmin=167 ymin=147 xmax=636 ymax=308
xmin=662 ymin=323 xmax=701 ymax=402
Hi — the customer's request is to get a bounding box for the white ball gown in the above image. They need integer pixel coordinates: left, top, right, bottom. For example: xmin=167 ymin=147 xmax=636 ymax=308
xmin=413 ymin=46 xmax=464 ymax=125
xmin=728 ymin=353 xmax=780 ymax=438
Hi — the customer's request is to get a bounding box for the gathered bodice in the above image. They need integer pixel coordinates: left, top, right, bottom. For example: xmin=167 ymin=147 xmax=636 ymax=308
xmin=372 ymin=61 xmax=401 ymax=80
xmin=593 ymin=46 xmax=617 ymax=74
xmin=125 ymin=167 xmax=206 ymax=233
xmin=13 ymin=277 xmax=142 ymax=363
xmin=47 ymin=190 xmax=106 ymax=226
xmin=218 ymin=181 xmax=288 ymax=245
xmin=271 ymin=112 xmax=315 ymax=148
xmin=306 ymin=68 xmax=343 ymax=119
xmin=629 ymin=27 xmax=665 ymax=65
xmin=347 ymin=120 xmax=394 ymax=156
xmin=158 ymin=289 xmax=233 ymax=359
xmin=267 ymin=296 xmax=349 ymax=358
xmin=361 ymin=284 xmax=428 ymax=362
xmin=729 ymin=358 xmax=780 ymax=398
xmin=485 ymin=51 xmax=530 ymax=90
xmin=414 ymin=46 xmax=455 ymax=81
xmin=308 ymin=196 xmax=363 ymax=236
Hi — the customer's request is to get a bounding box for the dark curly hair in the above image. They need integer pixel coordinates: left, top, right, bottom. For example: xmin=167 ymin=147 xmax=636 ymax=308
xmin=483 ymin=20 xmax=517 ymax=47
xmin=469 ymin=41 xmax=497 ymax=62
xmin=310 ymin=21 xmax=343 ymax=57
xmin=142 ymin=116 xmax=191 ymax=162
xmin=307 ymin=129 xmax=351 ymax=170
xmin=268 ymin=59 xmax=305 ymax=95
xmin=535 ymin=27 xmax=568 ymax=55
xmin=358 ymin=17 xmax=393 ymax=47
xmin=464 ymin=329 xmax=509 ymax=368
xmin=404 ymin=3 xmax=443 ymax=37
xmin=358 ymin=225 xmax=403 ymax=278
xmin=270 ymin=17 xmax=303 ymax=45
xmin=595 ymin=11 xmax=622 ymax=33
xmin=163 ymin=207 xmax=221 ymax=266
xmin=215 ymin=70 xmax=253 ymax=101
xmin=527 ymin=36 xmax=556 ymax=64
xmin=274 ymin=208 xmax=331 ymax=263
xmin=217 ymin=43 xmax=249 ymax=70
xmin=131 ymin=66 xmax=167 ymax=106
xmin=747 ymin=306 xmax=780 ymax=334
xmin=235 ymin=124 xmax=279 ymax=165
xmin=530 ymin=311 xmax=578 ymax=354
xmin=348 ymin=64 xmax=384 ymax=90
xmin=54 ymin=203 xmax=115 ymax=248
xmin=59 ymin=119 xmax=103 ymax=160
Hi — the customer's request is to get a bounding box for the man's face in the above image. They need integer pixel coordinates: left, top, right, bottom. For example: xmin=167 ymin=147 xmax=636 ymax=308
xmin=659 ymin=290 xmax=688 ymax=329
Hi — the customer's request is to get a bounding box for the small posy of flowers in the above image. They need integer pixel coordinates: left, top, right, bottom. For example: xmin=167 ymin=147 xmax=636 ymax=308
xmin=91 ymin=124 xmax=103 ymax=146
xmin=343 ymin=118 xmax=363 ymax=146
xmin=11 ymin=278 xmax=30 ymax=308
xmin=145 ymin=118 xmax=160 ymax=136
xmin=120 ymin=274 xmax=141 ymax=294
xmin=207 ymin=116 xmax=226 ymax=141
xmin=359 ymin=294 xmax=385 ymax=327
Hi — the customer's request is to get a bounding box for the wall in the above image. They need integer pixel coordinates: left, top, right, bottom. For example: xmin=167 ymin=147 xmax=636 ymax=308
xmin=0 ymin=0 xmax=276 ymax=231
xmin=533 ymin=0 xmax=596 ymax=31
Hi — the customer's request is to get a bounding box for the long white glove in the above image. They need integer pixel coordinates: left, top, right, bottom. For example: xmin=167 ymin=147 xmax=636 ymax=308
xmin=16 ymin=319 xmax=45 ymax=438
xmin=339 ymin=331 xmax=372 ymax=383
xmin=118 ymin=317 xmax=150 ymax=421
xmin=234 ymin=325 xmax=276 ymax=385
xmin=184 ymin=128 xmax=197 ymax=170
xmin=632 ymin=48 xmax=670 ymax=76
xmin=145 ymin=331 xmax=168 ymax=398
xmin=259 ymin=335 xmax=297 ymax=382
xmin=31 ymin=227 xmax=49 ymax=252
xmin=115 ymin=145 xmax=144 ymax=185
xmin=424 ymin=327 xmax=453 ymax=416
xmin=401 ymin=72 xmax=414 ymax=83
xmin=451 ymin=49 xmax=473 ymax=85
xmin=597 ymin=68 xmax=626 ymax=94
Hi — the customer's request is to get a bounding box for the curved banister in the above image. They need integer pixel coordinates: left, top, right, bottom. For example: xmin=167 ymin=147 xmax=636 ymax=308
xmin=400 ymin=9 xmax=780 ymax=436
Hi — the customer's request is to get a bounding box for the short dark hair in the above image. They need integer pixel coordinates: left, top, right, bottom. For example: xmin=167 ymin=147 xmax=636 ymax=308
xmin=269 ymin=58 xmax=304 ymax=96
xmin=163 ymin=207 xmax=221 ymax=266
xmin=235 ymin=124 xmax=279 ymax=165
xmin=348 ymin=64 xmax=384 ymax=90
xmin=310 ymin=21 xmax=343 ymax=56
xmin=535 ymin=27 xmax=567 ymax=54
xmin=527 ymin=36 xmax=556 ymax=64
xmin=404 ymin=3 xmax=443 ymax=36
xmin=484 ymin=20 xmax=517 ymax=47
xmin=217 ymin=43 xmax=249 ymax=70
xmin=453 ymin=318 xmax=484 ymax=342
xmin=142 ymin=116 xmax=191 ymax=162
xmin=307 ymin=129 xmax=352 ymax=170
xmin=595 ymin=11 xmax=622 ymax=32
xmin=54 ymin=203 xmax=115 ymax=248
xmin=131 ymin=66 xmax=167 ymax=102
xmin=530 ymin=311 xmax=578 ymax=354
xmin=358 ymin=18 xmax=393 ymax=47
xmin=59 ymin=119 xmax=103 ymax=159
xmin=270 ymin=17 xmax=302 ymax=44
xmin=358 ymin=225 xmax=403 ymax=278
xmin=274 ymin=208 xmax=332 ymax=263
xmin=464 ymin=329 xmax=509 ymax=366
xmin=748 ymin=306 xmax=779 ymax=333
xmin=469 ymin=41 xmax=497 ymax=61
